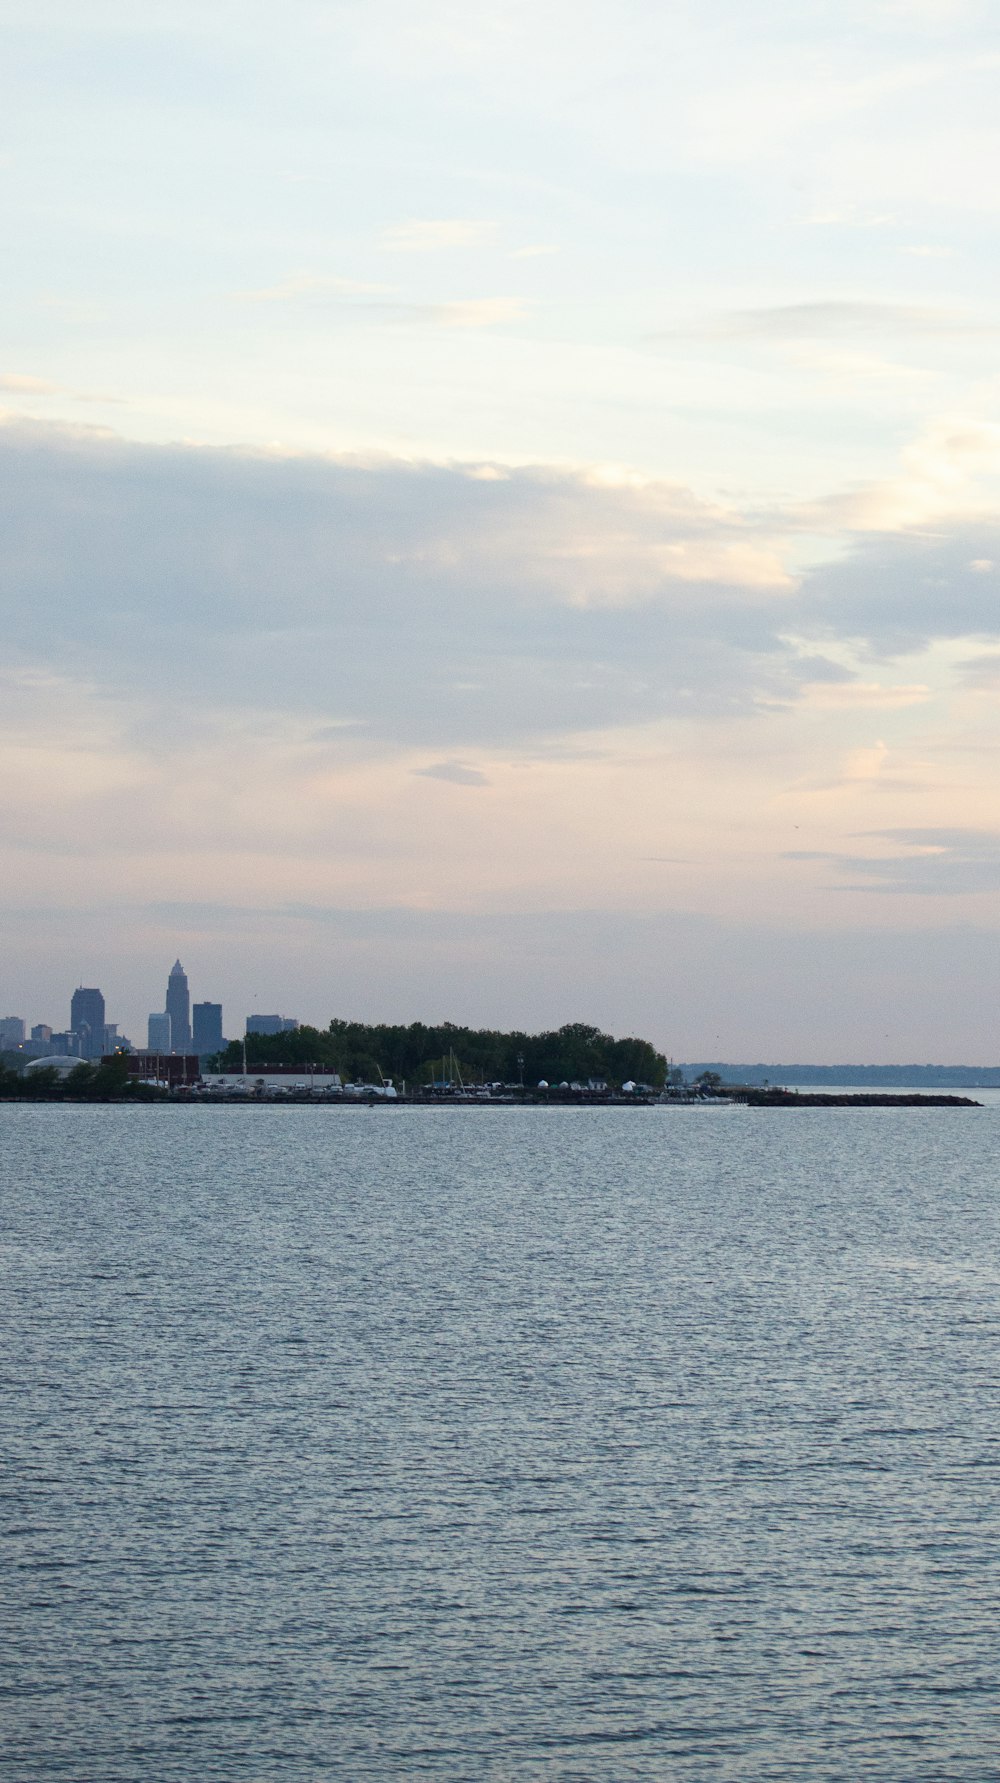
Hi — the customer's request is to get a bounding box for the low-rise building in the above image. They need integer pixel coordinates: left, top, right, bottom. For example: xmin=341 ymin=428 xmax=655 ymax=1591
xmin=203 ymin=1067 xmax=342 ymax=1095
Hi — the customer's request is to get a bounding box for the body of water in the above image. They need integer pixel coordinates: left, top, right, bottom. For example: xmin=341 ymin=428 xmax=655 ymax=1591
xmin=3 ymin=1104 xmax=999 ymax=1780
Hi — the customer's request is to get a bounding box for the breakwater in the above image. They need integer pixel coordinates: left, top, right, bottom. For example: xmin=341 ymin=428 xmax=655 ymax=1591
xmin=736 ymin=1088 xmax=980 ymax=1107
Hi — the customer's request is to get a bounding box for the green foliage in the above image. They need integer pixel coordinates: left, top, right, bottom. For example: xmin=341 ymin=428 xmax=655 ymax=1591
xmin=0 ymin=1055 xmax=39 ymax=1098
xmin=0 ymin=1055 xmax=167 ymax=1101
xmin=215 ymin=1018 xmax=667 ymax=1089
xmin=68 ymin=1056 xmax=167 ymax=1099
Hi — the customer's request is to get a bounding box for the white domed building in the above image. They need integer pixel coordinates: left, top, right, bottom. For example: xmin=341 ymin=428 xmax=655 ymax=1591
xmin=24 ymin=1055 xmax=84 ymax=1080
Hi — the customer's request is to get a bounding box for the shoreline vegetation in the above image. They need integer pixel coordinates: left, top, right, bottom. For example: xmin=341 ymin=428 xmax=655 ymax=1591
xmin=0 ymin=1056 xmax=169 ymax=1102
xmin=0 ymin=1021 xmax=669 ymax=1104
xmin=212 ymin=1019 xmax=669 ymax=1091
xmin=0 ymin=1025 xmax=985 ymax=1106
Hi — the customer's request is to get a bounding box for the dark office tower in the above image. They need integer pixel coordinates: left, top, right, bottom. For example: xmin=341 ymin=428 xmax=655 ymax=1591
xmin=165 ymin=960 xmax=191 ymax=1051
xmin=70 ymin=986 xmax=106 ymax=1060
xmin=192 ymin=1002 xmax=223 ymax=1055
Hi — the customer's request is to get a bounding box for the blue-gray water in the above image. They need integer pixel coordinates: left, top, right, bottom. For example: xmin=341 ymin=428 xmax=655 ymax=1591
xmin=3 ymin=1104 xmax=999 ymax=1781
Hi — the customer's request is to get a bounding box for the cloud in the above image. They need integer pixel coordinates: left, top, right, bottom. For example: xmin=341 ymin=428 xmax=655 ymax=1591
xmin=229 ymin=290 xmax=526 ymax=329
xmin=424 ymin=298 xmax=525 ymax=329
xmin=798 ymin=207 xmax=897 ymax=229
xmin=798 ymin=524 xmax=1000 ymax=652
xmin=413 ymin=760 xmax=489 ymax=785
xmin=233 ymin=274 xmax=392 ymax=302
xmin=0 ymin=372 xmax=125 ymax=409
xmin=0 ymin=420 xmax=818 ymax=755
xmin=229 ymin=275 xmax=523 ymax=329
xmin=379 ymin=219 xmax=498 ymax=252
xmin=0 ymin=373 xmax=62 ymax=394
xmin=3 ymin=417 xmax=1000 ymax=777
xmin=662 ymin=302 xmax=992 ymax=342
xmin=797 ymin=681 xmax=931 ymax=709
xmin=351 ymin=297 xmax=527 ymax=328
xmin=789 ymin=828 xmax=1000 ymax=895
xmin=955 ymin=651 xmax=1000 ymax=688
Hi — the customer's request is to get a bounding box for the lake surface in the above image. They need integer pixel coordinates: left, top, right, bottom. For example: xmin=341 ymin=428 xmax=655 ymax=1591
xmin=3 ymin=1104 xmax=999 ymax=1780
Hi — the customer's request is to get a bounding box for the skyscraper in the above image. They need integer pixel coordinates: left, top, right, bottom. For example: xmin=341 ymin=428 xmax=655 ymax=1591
xmin=70 ymin=986 xmax=106 ymax=1060
xmin=165 ymin=960 xmax=191 ymax=1051
xmin=147 ymin=1012 xmax=171 ymax=1052
xmin=246 ymin=1015 xmax=299 ymax=1035
xmin=192 ymin=1002 xmax=224 ymax=1055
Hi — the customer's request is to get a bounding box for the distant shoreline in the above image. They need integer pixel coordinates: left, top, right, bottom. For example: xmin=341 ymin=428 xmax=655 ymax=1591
xmin=0 ymin=1091 xmax=982 ymax=1108
xmin=682 ymin=1062 xmax=1000 ymax=1089
xmin=734 ymin=1089 xmax=980 ymax=1108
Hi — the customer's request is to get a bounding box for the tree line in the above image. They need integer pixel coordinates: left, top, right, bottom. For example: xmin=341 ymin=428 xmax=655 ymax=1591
xmin=213 ymin=1019 xmax=667 ymax=1089
xmin=0 ymin=1055 xmax=167 ymax=1101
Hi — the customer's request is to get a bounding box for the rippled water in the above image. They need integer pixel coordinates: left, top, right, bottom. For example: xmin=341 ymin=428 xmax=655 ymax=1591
xmin=3 ymin=1104 xmax=999 ymax=1780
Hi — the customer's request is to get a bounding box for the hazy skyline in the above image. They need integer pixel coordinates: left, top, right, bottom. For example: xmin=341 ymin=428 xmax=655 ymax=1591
xmin=4 ymin=0 xmax=1000 ymax=1059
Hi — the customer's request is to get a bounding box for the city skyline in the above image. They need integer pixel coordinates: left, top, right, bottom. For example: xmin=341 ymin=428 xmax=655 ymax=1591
xmin=3 ymin=2 xmax=1000 ymax=1060
xmin=1 ymin=957 xmax=315 ymax=1060
xmin=1 ymin=959 xmax=221 ymax=1060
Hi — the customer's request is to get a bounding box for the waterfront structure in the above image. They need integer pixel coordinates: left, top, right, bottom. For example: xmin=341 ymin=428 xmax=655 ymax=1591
xmin=246 ymin=1014 xmax=299 ymax=1036
xmin=148 ymin=1012 xmax=172 ymax=1051
xmin=165 ymin=960 xmax=191 ymax=1051
xmin=203 ymin=1069 xmax=343 ymax=1095
xmin=192 ymin=1002 xmax=224 ymax=1054
xmin=70 ymin=987 xmax=106 ymax=1060
xmin=24 ymin=1054 xmax=84 ymax=1080
xmin=124 ymin=1053 xmax=200 ymax=1088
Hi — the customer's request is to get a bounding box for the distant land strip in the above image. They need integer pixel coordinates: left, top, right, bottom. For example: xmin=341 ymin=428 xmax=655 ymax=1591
xmin=682 ymin=1064 xmax=1000 ymax=1089
xmin=735 ymin=1088 xmax=979 ymax=1108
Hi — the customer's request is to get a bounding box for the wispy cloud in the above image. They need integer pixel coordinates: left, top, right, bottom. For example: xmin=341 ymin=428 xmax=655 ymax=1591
xmin=413 ymin=760 xmax=489 ymax=785
xmin=798 ymin=208 xmax=896 ymax=229
xmin=0 ymin=373 xmax=62 ymax=394
xmin=424 ymin=298 xmax=525 ymax=329
xmin=955 ymin=650 xmax=1000 ymax=689
xmin=660 ymin=302 xmax=994 ymax=342
xmin=231 ymin=279 xmax=525 ymax=329
xmin=0 ymin=372 xmax=124 ymax=407
xmin=347 ymin=298 xmax=528 ymax=329
xmin=788 ymin=828 xmax=1000 ymax=895
xmin=797 ymin=681 xmax=932 ymax=709
xmin=380 ymin=219 xmax=498 ymax=252
xmin=233 ymin=274 xmax=392 ymax=302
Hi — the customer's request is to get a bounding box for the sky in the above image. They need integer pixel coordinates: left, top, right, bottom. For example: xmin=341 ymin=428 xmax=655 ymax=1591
xmin=3 ymin=0 xmax=1000 ymax=1060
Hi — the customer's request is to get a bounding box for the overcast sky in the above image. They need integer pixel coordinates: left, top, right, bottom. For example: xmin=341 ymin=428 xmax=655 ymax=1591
xmin=4 ymin=0 xmax=1000 ymax=1059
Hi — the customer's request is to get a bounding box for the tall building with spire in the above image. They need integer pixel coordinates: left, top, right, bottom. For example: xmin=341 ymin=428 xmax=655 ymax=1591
xmin=165 ymin=960 xmax=191 ymax=1051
